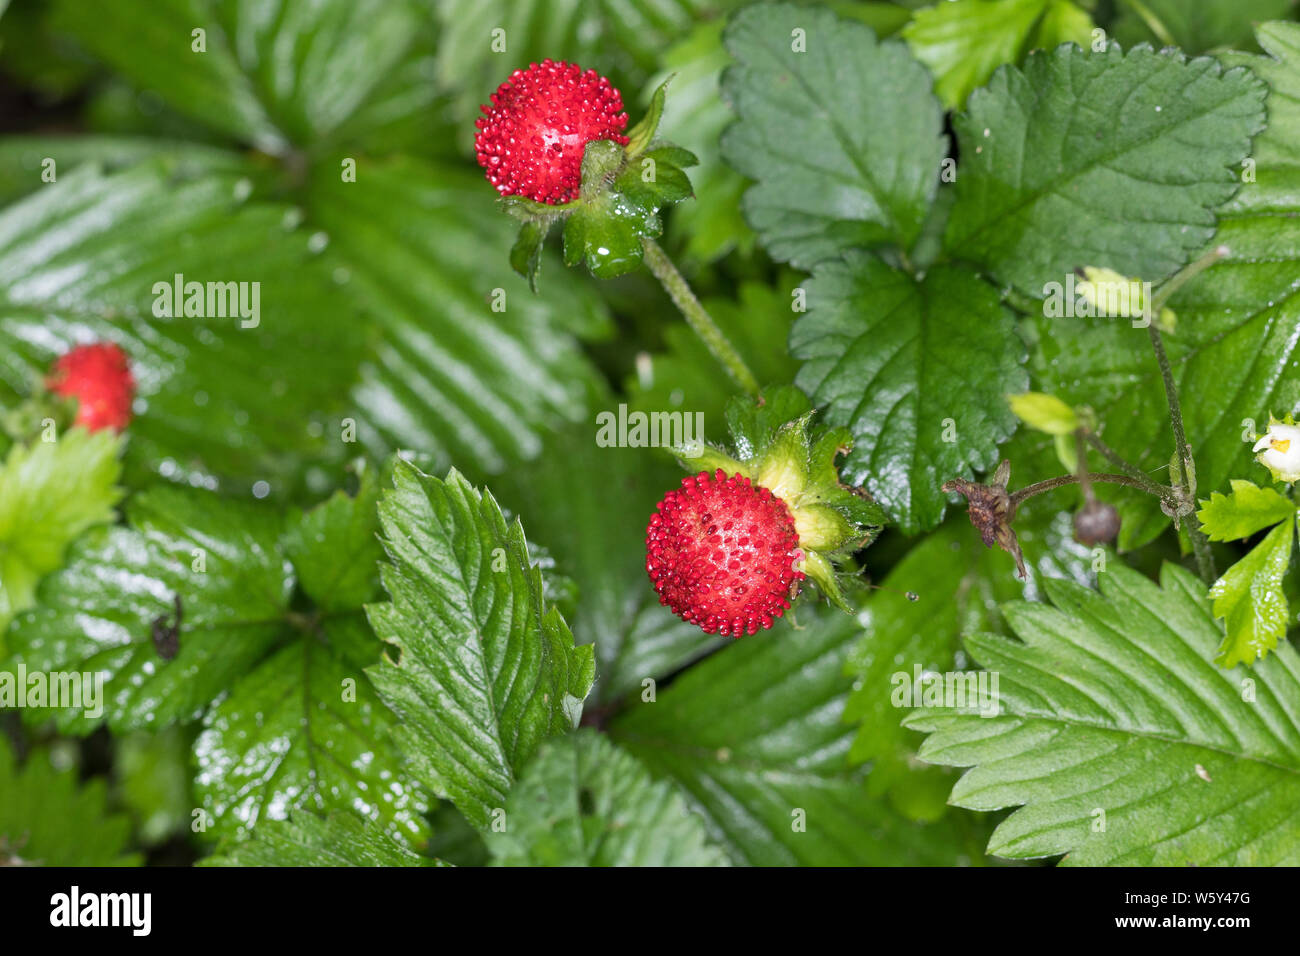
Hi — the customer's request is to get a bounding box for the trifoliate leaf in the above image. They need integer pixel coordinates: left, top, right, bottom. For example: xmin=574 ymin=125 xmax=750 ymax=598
xmin=1029 ymin=23 xmax=1300 ymax=549
xmin=944 ymin=42 xmax=1267 ymax=297
xmin=907 ymin=562 xmax=1300 ymax=865
xmin=721 ymin=2 xmax=947 ymax=268
xmin=904 ymin=0 xmax=1093 ymax=111
xmin=1197 ymin=479 xmax=1296 ymax=542
xmin=0 ymin=738 xmax=139 ymax=866
xmin=365 ymin=463 xmax=595 ymax=829
xmin=485 ymin=730 xmax=730 ymax=866
xmin=1007 ymin=392 xmax=1079 ymax=436
xmin=611 ymin=605 xmax=985 ymax=865
xmin=1208 ymin=518 xmax=1294 ymax=668
xmin=194 ymin=632 xmax=430 ymax=845
xmin=0 ymin=428 xmax=122 ymax=632
xmin=200 ymin=812 xmax=434 ymax=867
xmin=793 ymin=253 xmax=1027 ymax=532
xmin=4 ymin=486 xmax=290 ymax=732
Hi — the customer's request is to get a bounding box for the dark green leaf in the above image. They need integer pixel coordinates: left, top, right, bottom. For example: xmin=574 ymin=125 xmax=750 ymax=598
xmin=200 ymin=811 xmax=433 ymax=867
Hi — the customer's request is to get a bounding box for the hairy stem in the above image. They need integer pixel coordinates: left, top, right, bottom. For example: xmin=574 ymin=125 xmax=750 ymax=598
xmin=641 ymin=237 xmax=760 ymax=397
xmin=1151 ymin=244 xmax=1230 ymax=315
xmin=1081 ymin=430 xmax=1172 ymax=498
xmin=1146 ymin=321 xmax=1216 ymax=583
xmin=1010 ymin=472 xmax=1166 ymax=507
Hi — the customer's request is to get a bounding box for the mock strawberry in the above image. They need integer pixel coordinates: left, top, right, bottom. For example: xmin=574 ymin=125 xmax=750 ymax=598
xmin=646 ymin=468 xmax=805 ymax=637
xmin=475 ymin=59 xmax=629 ymax=205
xmin=46 ymin=343 xmax=135 ymax=432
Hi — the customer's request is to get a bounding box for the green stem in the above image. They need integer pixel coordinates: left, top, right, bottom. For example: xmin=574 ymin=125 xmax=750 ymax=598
xmin=1146 ymin=321 xmax=1216 ymax=584
xmin=641 ymin=237 xmax=760 ymax=397
xmin=1010 ymin=472 xmax=1165 ymax=507
xmin=1081 ymin=430 xmax=1173 ymax=499
xmin=1151 ymin=244 xmax=1230 ymax=314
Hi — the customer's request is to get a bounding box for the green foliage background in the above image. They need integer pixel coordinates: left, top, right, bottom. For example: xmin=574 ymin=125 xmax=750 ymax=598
xmin=1 ymin=0 xmax=1298 ymax=867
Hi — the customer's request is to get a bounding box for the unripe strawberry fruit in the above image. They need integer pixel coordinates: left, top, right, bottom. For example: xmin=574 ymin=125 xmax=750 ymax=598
xmin=46 ymin=343 xmax=135 ymax=432
xmin=646 ymin=469 xmax=805 ymax=637
xmin=475 ymin=59 xmax=629 ymax=205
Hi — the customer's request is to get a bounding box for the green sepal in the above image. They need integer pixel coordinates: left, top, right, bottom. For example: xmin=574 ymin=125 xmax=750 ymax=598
xmin=625 ymin=75 xmax=673 ymax=158
xmin=510 ymin=219 xmax=549 ymax=291
xmin=800 ymin=550 xmax=851 ymax=614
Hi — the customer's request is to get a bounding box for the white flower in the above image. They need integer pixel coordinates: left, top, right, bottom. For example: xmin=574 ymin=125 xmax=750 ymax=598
xmin=1253 ymin=422 xmax=1300 ymax=482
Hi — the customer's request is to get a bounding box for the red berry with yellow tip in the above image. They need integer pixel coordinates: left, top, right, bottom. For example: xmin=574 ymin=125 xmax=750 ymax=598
xmin=475 ymin=59 xmax=629 ymax=205
xmin=46 ymin=343 xmax=135 ymax=433
xmin=646 ymin=469 xmax=804 ymax=637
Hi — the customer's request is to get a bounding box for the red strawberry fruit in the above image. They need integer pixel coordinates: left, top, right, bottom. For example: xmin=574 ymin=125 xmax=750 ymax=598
xmin=47 ymin=343 xmax=135 ymax=432
xmin=646 ymin=469 xmax=805 ymax=637
xmin=475 ymin=59 xmax=629 ymax=205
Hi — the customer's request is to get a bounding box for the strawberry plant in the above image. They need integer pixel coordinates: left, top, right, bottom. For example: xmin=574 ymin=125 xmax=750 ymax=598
xmin=1 ymin=0 xmax=1299 ymax=874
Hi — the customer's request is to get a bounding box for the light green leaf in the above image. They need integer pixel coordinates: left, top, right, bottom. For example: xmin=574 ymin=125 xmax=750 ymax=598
xmin=1208 ymin=518 xmax=1294 ymax=668
xmin=0 ymin=428 xmax=122 ymax=631
xmin=365 ymin=463 xmax=595 ymax=829
xmin=486 ymin=729 xmax=730 ymax=866
xmin=908 ymin=562 xmax=1300 ymax=865
xmin=1007 ymin=391 xmax=1079 ymax=435
xmin=114 ymin=727 xmax=193 ymax=847
xmin=194 ymin=632 xmax=430 ymax=845
xmin=1198 ymin=479 xmax=1296 ymax=542
xmin=0 ymin=738 xmax=140 ymax=866
xmin=905 ymin=0 xmax=1092 ymax=110
xmin=4 ymin=486 xmax=291 ymax=732
xmin=612 ymin=605 xmax=986 ymax=865
xmin=200 ymin=811 xmax=434 ymax=867
xmin=1029 ymin=23 xmax=1300 ymax=549
xmin=945 ymin=43 xmax=1266 ymax=297
xmin=721 ymin=1 xmax=947 ymax=268
xmin=793 ymin=253 xmax=1027 ymax=532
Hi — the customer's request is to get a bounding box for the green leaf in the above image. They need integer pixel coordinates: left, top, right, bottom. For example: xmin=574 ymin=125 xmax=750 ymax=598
xmin=306 ymin=155 xmax=610 ymax=476
xmin=721 ymin=1 xmax=947 ymax=268
xmin=845 ymin=509 xmax=1103 ymax=819
xmin=907 ymin=562 xmax=1300 ymax=865
xmin=509 ymin=219 xmax=548 ymax=291
xmin=114 ymin=727 xmax=193 ymax=847
xmin=4 ymin=486 xmax=291 ymax=732
xmin=611 ymin=605 xmax=985 ymax=865
xmin=944 ymin=43 xmax=1267 ymax=297
xmin=201 ymin=811 xmax=433 ymax=867
xmin=905 ymin=0 xmax=1093 ymax=111
xmin=0 ymin=428 xmax=122 ymax=631
xmin=485 ymin=729 xmax=730 ymax=866
xmin=1112 ymin=0 xmax=1295 ymax=54
xmin=194 ymin=631 xmax=430 ymax=844
xmin=0 ymin=161 xmax=362 ymax=498
xmin=365 ymin=463 xmax=595 ymax=829
xmin=283 ymin=465 xmax=383 ymax=614
xmin=1007 ymin=391 xmax=1079 ymax=435
xmin=51 ymin=0 xmax=429 ymax=150
xmin=1208 ymin=518 xmax=1294 ymax=668
xmin=1198 ymin=479 xmax=1296 ymax=542
xmin=0 ymin=738 xmax=140 ymax=866
xmin=496 ymin=422 xmax=724 ymax=705
xmin=1029 ymin=23 xmax=1300 ymax=548
xmin=793 ymin=253 xmax=1027 ymax=532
